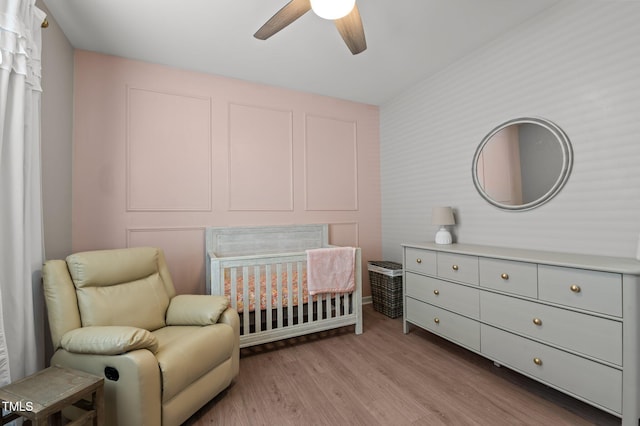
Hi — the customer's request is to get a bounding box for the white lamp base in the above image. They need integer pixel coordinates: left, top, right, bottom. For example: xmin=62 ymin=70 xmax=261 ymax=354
xmin=435 ymin=227 xmax=452 ymax=244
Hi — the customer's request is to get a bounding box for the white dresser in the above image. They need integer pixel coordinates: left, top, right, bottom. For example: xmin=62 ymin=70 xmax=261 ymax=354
xmin=402 ymin=242 xmax=640 ymax=424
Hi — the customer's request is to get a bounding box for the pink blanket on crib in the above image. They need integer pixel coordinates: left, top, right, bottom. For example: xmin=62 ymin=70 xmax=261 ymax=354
xmin=306 ymin=247 xmax=356 ymax=295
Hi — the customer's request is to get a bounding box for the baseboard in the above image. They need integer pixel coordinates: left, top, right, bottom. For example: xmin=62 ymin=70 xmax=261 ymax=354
xmin=362 ymin=295 xmax=372 ymax=305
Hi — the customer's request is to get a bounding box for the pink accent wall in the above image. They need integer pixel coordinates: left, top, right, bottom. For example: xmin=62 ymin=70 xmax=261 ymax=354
xmin=72 ymin=50 xmax=381 ymax=296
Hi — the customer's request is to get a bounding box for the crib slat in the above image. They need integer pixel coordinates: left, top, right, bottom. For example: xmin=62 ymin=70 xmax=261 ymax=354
xmin=286 ymin=262 xmax=293 ymax=326
xmin=242 ymin=266 xmax=250 ymax=334
xmin=265 ymin=264 xmax=272 ymax=331
xmin=325 ymin=293 xmax=331 ymax=319
xmin=276 ymin=263 xmax=283 ymax=329
xmin=308 ymin=290 xmax=314 ymax=325
xmin=254 ymin=265 xmax=261 ymax=334
xmin=319 ymin=293 xmax=324 ymax=320
xmin=230 ymin=268 xmax=237 ymax=310
xmin=297 ymin=261 xmax=303 ymax=324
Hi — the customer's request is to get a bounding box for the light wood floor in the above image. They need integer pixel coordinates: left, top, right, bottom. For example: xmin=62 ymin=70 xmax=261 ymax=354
xmin=185 ymin=304 xmax=621 ymax=425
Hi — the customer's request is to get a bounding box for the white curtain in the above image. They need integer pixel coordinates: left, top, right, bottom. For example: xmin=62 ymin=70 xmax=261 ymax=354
xmin=0 ymin=0 xmax=46 ymax=383
xmin=0 ymin=289 xmax=9 ymax=386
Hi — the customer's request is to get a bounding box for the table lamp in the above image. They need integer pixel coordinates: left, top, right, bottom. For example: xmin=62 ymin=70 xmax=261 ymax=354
xmin=432 ymin=206 xmax=455 ymax=244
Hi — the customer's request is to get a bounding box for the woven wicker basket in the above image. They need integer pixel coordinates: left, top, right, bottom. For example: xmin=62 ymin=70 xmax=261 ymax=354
xmin=368 ymin=261 xmax=403 ymax=319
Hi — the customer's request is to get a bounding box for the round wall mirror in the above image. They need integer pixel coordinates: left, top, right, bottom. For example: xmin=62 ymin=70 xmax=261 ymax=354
xmin=472 ymin=117 xmax=573 ymax=211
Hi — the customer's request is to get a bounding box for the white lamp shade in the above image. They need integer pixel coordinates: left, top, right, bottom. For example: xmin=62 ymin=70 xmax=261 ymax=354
xmin=433 ymin=206 xmax=455 ymax=244
xmin=432 ymin=207 xmax=455 ymax=226
xmin=310 ymin=0 xmax=356 ymax=20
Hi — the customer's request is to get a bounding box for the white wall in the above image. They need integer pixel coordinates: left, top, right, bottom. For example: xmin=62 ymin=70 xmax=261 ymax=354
xmin=380 ymin=0 xmax=640 ymax=261
xmin=39 ymin=0 xmax=74 ymax=260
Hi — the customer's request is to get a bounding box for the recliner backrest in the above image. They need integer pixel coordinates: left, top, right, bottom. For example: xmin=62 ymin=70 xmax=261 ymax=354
xmin=65 ymin=247 xmax=176 ymax=331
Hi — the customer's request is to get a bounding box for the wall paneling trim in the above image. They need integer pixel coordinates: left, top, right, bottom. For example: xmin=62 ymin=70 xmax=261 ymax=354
xmin=126 ymin=87 xmax=212 ymax=212
xmin=304 ymin=115 xmax=359 ymax=211
xmin=228 ymin=103 xmax=293 ymax=211
xmin=73 ymin=51 xmax=381 ymax=295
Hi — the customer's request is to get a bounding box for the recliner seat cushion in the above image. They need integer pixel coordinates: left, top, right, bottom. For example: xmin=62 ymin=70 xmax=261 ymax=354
xmin=153 ymin=325 xmax=235 ymax=403
xmin=60 ymin=326 xmax=159 ymax=355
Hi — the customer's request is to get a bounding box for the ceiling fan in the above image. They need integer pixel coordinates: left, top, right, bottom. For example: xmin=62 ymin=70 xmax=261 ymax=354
xmin=254 ymin=0 xmax=367 ymax=55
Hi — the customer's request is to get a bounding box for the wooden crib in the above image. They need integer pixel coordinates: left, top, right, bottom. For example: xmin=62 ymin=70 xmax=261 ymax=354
xmin=205 ymin=224 xmax=363 ymax=348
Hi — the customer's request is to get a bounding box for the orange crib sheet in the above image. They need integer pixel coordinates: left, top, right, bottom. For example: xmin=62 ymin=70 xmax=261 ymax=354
xmin=224 ymin=269 xmax=314 ymax=313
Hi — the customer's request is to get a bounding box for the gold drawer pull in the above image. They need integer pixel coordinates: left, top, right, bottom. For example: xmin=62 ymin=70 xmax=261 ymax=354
xmin=533 ymin=357 xmax=543 ymax=366
xmin=433 ymin=289 xmax=440 ymax=295
xmin=533 ymin=318 xmax=542 ymax=326
xmin=570 ymin=284 xmax=581 ymax=293
xmin=416 ymin=258 xmax=422 ymax=264
xmin=452 ymin=264 xmax=459 ymax=271
xmin=434 ymin=318 xmax=440 ymax=324
xmin=501 ymin=273 xmax=509 ymax=280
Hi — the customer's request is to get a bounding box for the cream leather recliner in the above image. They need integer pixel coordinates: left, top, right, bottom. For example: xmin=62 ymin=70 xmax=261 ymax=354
xmin=42 ymin=247 xmax=239 ymax=426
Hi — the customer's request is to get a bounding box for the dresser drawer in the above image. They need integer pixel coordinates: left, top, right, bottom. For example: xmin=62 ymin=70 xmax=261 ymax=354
xmin=479 ymin=258 xmax=537 ymax=298
xmin=405 ymin=273 xmax=479 ymax=319
xmin=481 ymin=325 xmax=622 ymax=414
xmin=406 ymin=298 xmax=480 ymax=351
xmin=437 ymin=253 xmax=479 ymax=285
xmin=404 ymin=248 xmax=436 ymax=275
xmin=480 ymin=292 xmax=622 ymax=365
xmin=538 ymin=265 xmax=622 ymax=317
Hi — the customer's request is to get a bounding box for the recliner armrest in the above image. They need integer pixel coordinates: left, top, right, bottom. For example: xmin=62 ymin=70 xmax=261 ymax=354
xmin=52 ymin=348 xmax=162 ymax=426
xmin=165 ymin=295 xmax=230 ymax=326
xmin=217 ymin=307 xmax=240 ymax=378
xmin=60 ymin=326 xmax=159 ymax=355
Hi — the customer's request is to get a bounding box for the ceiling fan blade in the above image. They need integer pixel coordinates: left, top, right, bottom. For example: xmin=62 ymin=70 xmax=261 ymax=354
xmin=254 ymin=0 xmax=311 ymax=40
xmin=334 ymin=4 xmax=367 ymax=55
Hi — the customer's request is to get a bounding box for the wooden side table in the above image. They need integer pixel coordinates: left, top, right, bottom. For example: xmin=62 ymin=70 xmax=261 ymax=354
xmin=0 ymin=365 xmax=104 ymax=425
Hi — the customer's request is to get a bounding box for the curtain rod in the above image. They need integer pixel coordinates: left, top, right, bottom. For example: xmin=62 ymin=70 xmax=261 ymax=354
xmin=41 ymin=18 xmax=48 ymax=28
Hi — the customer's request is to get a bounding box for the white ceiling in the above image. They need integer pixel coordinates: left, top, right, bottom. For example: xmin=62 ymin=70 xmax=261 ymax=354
xmin=42 ymin=0 xmax=561 ymax=105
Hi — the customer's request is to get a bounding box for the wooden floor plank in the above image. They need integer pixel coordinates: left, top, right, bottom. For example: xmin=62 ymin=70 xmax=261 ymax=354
xmin=185 ymin=305 xmax=620 ymax=426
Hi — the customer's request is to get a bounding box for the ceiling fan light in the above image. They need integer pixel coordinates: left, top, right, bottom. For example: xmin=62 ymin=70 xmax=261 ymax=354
xmin=310 ymin=0 xmax=356 ymax=20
